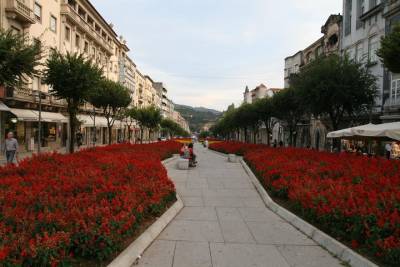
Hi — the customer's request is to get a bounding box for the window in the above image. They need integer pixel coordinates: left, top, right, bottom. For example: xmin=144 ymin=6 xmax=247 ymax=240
xmin=345 ymin=0 xmax=352 ymax=36
xmin=84 ymin=41 xmax=89 ymax=53
xmin=34 ymin=2 xmax=42 ymax=22
xmin=356 ymin=0 xmax=365 ymax=29
xmin=65 ymin=26 xmax=71 ymax=41
xmin=390 ymin=74 xmax=400 ymax=105
xmin=75 ymin=34 xmax=80 ymax=48
xmin=368 ymin=35 xmax=379 ymax=63
xmin=50 ymin=16 xmax=57 ymax=32
xmin=32 ymin=76 xmax=41 ymax=92
xmin=356 ymin=42 xmax=364 ymax=62
xmin=369 ymin=0 xmax=381 ymax=8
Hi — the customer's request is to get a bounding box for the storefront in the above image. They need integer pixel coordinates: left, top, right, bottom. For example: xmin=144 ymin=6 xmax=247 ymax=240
xmin=77 ymin=114 xmax=109 ymax=146
xmin=6 ymin=108 xmax=68 ymax=152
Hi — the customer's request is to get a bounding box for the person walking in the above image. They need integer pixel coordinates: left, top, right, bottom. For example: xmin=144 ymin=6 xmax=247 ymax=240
xmin=4 ymin=132 xmax=18 ymax=164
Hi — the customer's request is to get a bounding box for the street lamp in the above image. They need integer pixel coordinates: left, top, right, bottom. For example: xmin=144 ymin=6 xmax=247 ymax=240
xmin=31 ymin=90 xmax=42 ymax=154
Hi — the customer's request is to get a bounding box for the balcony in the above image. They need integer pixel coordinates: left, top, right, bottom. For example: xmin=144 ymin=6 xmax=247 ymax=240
xmin=60 ymin=3 xmax=113 ymax=55
xmin=5 ymin=0 xmax=36 ymax=25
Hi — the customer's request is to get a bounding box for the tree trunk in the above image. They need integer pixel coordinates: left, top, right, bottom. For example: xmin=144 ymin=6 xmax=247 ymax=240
xmin=140 ymin=127 xmax=144 ymax=144
xmin=108 ymin=125 xmax=112 ymax=145
xmin=244 ymin=128 xmax=248 ymax=143
xmin=253 ymin=129 xmax=257 ymax=144
xmin=69 ymin=108 xmax=76 ymax=154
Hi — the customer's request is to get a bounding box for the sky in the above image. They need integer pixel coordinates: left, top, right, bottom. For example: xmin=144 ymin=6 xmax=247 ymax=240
xmin=91 ymin=0 xmax=342 ymax=111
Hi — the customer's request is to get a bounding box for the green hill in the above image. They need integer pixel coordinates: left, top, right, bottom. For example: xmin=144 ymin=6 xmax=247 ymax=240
xmin=174 ymin=104 xmax=221 ymax=133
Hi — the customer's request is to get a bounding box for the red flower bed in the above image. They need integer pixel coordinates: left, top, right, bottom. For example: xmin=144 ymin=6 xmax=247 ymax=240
xmin=0 ymin=141 xmax=180 ymax=266
xmin=209 ymin=141 xmax=265 ymax=155
xmin=210 ymin=142 xmax=400 ymax=266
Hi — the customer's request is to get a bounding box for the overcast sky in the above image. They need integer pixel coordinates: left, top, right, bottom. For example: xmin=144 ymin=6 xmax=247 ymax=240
xmin=91 ymin=0 xmax=342 ymax=111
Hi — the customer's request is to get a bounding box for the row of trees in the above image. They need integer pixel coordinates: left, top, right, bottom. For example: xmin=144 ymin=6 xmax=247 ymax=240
xmin=0 ymin=30 xmax=189 ymax=153
xmin=212 ymin=22 xmax=400 ymax=147
xmin=211 ymin=54 xmax=377 ymax=147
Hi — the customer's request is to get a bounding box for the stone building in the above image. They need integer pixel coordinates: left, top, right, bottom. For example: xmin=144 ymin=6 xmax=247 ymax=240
xmin=283 ymin=14 xmax=342 ymax=150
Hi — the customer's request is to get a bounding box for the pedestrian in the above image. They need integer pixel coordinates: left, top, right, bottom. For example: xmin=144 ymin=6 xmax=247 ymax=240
xmin=385 ymin=142 xmax=392 ymax=160
xmin=273 ymin=139 xmax=277 ymax=148
xmin=204 ymin=139 xmax=209 ymax=148
xmin=279 ymin=140 xmax=284 ymax=147
xmin=4 ymin=132 xmax=18 ymax=164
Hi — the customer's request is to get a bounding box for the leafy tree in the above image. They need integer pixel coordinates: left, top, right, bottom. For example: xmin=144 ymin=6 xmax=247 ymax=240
xmin=161 ymin=118 xmax=189 ymax=138
xmin=254 ymin=97 xmax=277 ymax=146
xmin=0 ymin=30 xmax=42 ymax=88
xmin=377 ymin=23 xmax=400 ymax=73
xmin=292 ymin=54 xmax=376 ymax=131
xmin=131 ymin=106 xmax=162 ymax=143
xmin=199 ymin=130 xmax=210 ymax=139
xmin=89 ymin=79 xmax=131 ymax=144
xmin=44 ymin=51 xmax=103 ymax=153
xmin=272 ymin=88 xmax=305 ymax=146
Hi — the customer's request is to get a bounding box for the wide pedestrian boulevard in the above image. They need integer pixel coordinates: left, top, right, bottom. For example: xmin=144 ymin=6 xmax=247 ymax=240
xmin=137 ymin=144 xmax=342 ymax=267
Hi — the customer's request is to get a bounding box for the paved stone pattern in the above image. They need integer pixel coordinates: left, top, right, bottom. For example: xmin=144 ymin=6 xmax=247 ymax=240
xmin=137 ymin=144 xmax=342 ymax=267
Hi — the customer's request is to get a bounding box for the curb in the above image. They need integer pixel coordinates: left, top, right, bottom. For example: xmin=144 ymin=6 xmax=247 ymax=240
xmin=239 ymin=158 xmax=378 ymax=267
xmin=108 ymin=156 xmax=184 ymax=267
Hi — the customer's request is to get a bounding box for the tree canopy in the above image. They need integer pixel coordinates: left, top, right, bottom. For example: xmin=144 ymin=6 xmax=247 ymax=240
xmin=130 ymin=106 xmax=162 ymax=143
xmin=0 ymin=30 xmax=42 ymax=87
xmin=377 ymin=23 xmax=400 ymax=73
xmin=292 ymin=54 xmax=377 ymax=130
xmin=44 ymin=51 xmax=103 ymax=152
xmin=89 ymin=79 xmax=131 ymax=144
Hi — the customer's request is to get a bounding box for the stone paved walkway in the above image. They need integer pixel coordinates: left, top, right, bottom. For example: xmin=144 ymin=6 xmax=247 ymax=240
xmin=137 ymin=144 xmax=343 ymax=267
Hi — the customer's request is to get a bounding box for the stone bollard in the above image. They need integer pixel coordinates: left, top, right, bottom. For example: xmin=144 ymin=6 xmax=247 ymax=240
xmin=228 ymin=154 xmax=237 ymax=163
xmin=177 ymin=158 xmax=189 ymax=170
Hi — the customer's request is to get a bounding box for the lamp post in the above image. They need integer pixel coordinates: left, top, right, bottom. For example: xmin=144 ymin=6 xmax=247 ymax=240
xmin=31 ymin=90 xmax=42 ymax=154
xmin=38 ymin=89 xmax=42 ymax=154
xmin=92 ymin=106 xmax=96 ymax=147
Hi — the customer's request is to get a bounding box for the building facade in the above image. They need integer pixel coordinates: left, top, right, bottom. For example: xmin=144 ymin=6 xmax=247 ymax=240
xmin=382 ymin=0 xmax=400 ymax=121
xmin=0 ymin=0 xmax=184 ymax=152
xmin=342 ymin=0 xmax=385 ymax=114
xmin=282 ymin=14 xmax=343 ymax=150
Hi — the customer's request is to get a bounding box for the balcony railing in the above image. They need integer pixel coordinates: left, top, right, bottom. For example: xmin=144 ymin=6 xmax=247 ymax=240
xmin=5 ymin=0 xmax=35 ymax=25
xmin=60 ymin=3 xmax=113 ymax=55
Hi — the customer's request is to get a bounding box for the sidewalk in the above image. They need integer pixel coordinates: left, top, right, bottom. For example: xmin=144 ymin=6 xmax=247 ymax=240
xmin=137 ymin=144 xmax=343 ymax=267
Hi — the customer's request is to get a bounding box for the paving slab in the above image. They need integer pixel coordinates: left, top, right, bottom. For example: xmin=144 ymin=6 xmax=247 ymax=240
xmin=137 ymin=144 xmax=342 ymax=267
xmin=210 ymin=243 xmax=291 ymax=267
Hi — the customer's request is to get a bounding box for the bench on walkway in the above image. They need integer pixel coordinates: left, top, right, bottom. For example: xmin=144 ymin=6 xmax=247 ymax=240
xmin=176 ymin=158 xmax=189 ymax=170
xmin=228 ymin=154 xmax=237 ymax=163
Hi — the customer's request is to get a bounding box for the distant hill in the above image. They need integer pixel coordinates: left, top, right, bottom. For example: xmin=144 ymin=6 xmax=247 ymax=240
xmin=174 ymin=104 xmax=221 ymax=133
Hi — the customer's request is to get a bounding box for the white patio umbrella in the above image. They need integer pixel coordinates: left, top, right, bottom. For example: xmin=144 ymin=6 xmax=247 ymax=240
xmin=327 ymin=122 xmax=400 ymax=141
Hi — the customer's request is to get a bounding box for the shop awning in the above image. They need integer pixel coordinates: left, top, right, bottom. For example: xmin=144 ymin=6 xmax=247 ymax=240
xmin=39 ymin=111 xmax=68 ymax=123
xmin=327 ymin=122 xmax=400 ymax=141
xmin=0 ymin=101 xmax=11 ymax=112
xmin=9 ymin=108 xmax=38 ymax=121
xmin=77 ymin=115 xmax=109 ymax=127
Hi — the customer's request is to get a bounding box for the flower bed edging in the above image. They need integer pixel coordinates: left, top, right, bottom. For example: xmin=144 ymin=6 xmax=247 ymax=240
xmin=238 ymin=157 xmax=378 ymax=267
xmin=108 ymin=156 xmax=184 ymax=267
